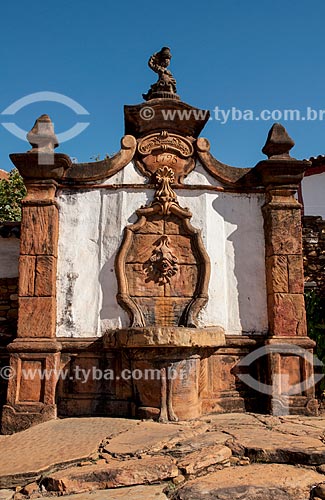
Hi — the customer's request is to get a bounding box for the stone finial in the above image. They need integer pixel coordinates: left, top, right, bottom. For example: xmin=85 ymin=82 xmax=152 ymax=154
xmin=262 ymin=123 xmax=295 ymax=159
xmin=27 ymin=114 xmax=59 ymax=153
xmin=143 ymin=47 xmax=179 ymax=101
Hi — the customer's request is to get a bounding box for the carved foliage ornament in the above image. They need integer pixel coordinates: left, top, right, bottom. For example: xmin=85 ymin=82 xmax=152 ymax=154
xmin=147 ymin=235 xmax=178 ymax=285
xmin=152 ymin=166 xmax=179 ymax=215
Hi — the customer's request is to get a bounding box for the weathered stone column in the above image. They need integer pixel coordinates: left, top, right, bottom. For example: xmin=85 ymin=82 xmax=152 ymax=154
xmin=1 ymin=116 xmax=63 ymax=433
xmin=257 ymin=124 xmax=318 ymax=415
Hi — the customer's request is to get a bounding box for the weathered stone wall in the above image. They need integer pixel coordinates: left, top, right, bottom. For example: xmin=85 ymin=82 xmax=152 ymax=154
xmin=0 ymin=227 xmax=19 ymax=416
xmin=0 ymin=225 xmax=20 ymax=338
xmin=302 ymin=215 xmax=325 ymax=296
xmin=0 ymin=278 xmax=18 ymax=334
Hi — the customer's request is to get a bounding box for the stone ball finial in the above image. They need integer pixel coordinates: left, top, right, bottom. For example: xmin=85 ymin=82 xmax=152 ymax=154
xmin=27 ymin=114 xmax=59 ymax=153
xmin=262 ymin=123 xmax=295 ymax=159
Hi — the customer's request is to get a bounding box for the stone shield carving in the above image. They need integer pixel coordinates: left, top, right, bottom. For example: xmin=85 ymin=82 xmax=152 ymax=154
xmin=115 ymin=167 xmax=210 ymax=327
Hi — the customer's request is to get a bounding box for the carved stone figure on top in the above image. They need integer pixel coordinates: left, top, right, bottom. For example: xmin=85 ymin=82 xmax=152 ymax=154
xmin=143 ymin=47 xmax=180 ymax=101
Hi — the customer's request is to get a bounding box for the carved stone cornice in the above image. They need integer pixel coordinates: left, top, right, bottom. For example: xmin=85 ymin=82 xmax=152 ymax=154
xmin=10 ymin=135 xmax=137 ymax=185
xmin=255 ymin=159 xmax=310 ymax=190
xmin=104 ymin=327 xmax=225 ymax=348
xmin=64 ymin=135 xmax=137 ymax=182
xmin=125 ymin=99 xmax=210 ymax=139
xmin=9 ymin=153 xmax=71 ymax=181
xmin=195 ymin=138 xmax=259 ymax=187
xmin=195 ymin=130 xmax=310 ymax=190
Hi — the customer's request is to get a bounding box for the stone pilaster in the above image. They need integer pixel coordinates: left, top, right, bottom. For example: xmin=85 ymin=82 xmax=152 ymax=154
xmin=1 ymin=116 xmax=63 ymax=433
xmin=263 ymin=185 xmax=306 ymax=337
xmin=256 ymin=124 xmax=318 ymax=415
xmin=1 ymin=179 xmax=62 ymax=433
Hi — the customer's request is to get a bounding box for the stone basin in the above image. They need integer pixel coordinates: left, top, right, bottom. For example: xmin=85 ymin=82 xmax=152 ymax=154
xmin=103 ymin=326 xmax=225 ymax=422
xmin=103 ymin=326 xmax=225 ymax=348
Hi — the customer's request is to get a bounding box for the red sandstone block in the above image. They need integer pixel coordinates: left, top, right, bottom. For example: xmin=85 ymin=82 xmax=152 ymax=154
xmin=18 ymin=297 xmax=56 ymax=338
xmin=264 ymin=209 xmax=302 ymax=257
xmin=268 ymin=293 xmax=306 ymax=336
xmin=266 ymin=255 xmax=288 ymax=294
xmin=288 ymin=255 xmax=304 ymax=293
xmin=35 ymin=256 xmax=56 ymax=297
xmin=19 ymin=256 xmax=36 ymax=296
xmin=20 ymin=205 xmax=59 ymax=256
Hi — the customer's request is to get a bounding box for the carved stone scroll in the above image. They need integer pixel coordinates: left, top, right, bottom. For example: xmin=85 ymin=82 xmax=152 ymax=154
xmin=138 ymin=131 xmax=193 ymax=157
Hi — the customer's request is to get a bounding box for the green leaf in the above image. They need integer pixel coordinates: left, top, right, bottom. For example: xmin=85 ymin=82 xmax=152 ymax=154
xmin=0 ymin=168 xmax=26 ymax=222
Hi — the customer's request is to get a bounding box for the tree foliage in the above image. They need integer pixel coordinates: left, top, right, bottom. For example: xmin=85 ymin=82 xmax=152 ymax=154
xmin=305 ymin=289 xmax=325 ymax=395
xmin=0 ymin=169 xmax=26 ymax=222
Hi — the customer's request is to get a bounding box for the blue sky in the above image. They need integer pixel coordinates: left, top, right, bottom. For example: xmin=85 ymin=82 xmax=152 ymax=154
xmin=1 ymin=0 xmax=324 ymax=171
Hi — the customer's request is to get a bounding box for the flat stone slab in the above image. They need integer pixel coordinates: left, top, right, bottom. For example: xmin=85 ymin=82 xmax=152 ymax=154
xmin=0 ymin=418 xmax=139 ymax=488
xmin=172 ymin=464 xmax=325 ymax=500
xmin=102 ymin=421 xmax=207 ymax=456
xmin=52 ymin=485 xmax=168 ymax=500
xmin=0 ymin=491 xmax=14 ymax=500
xmin=168 ymin=430 xmax=230 ymax=457
xmin=201 ymin=412 xmax=268 ymax=428
xmin=177 ymin=445 xmax=232 ymax=474
xmin=227 ymin=424 xmax=325 ymax=465
xmin=44 ymin=456 xmax=178 ymax=494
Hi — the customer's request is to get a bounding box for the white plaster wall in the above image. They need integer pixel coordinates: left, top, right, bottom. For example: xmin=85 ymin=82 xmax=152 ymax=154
xmin=103 ymin=161 xmax=146 ymax=185
xmin=184 ymin=161 xmax=224 ymax=187
xmin=56 ymin=163 xmax=268 ymax=338
xmin=0 ymin=238 xmax=20 ymax=278
xmin=302 ymin=173 xmax=325 ymax=219
xmin=177 ymin=191 xmax=268 ymax=334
